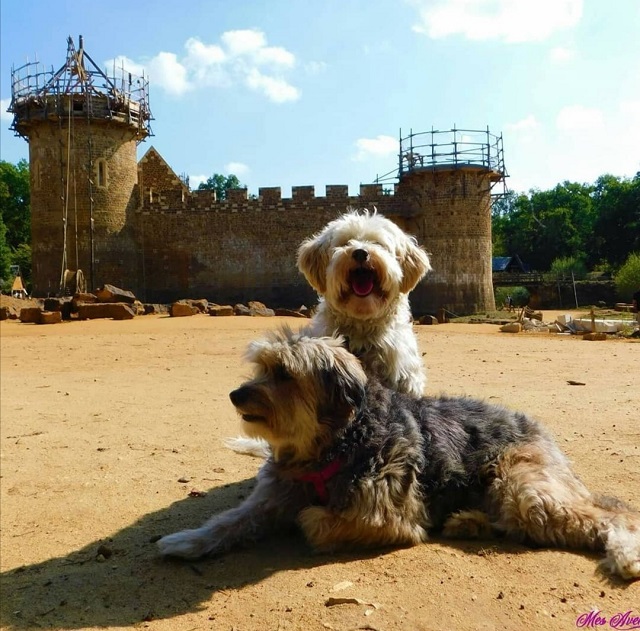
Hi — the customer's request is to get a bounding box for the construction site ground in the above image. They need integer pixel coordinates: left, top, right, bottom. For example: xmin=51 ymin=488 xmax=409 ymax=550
xmin=1 ymin=309 xmax=638 ymax=630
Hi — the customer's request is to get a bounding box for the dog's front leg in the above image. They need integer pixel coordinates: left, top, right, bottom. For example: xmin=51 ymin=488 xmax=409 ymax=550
xmin=299 ymin=506 xmax=425 ymax=551
xmin=157 ymin=467 xmax=301 ymax=559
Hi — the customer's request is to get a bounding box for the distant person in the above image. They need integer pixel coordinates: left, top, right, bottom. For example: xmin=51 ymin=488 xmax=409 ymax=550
xmin=507 ymin=295 xmax=514 ymax=312
xmin=633 ymin=289 xmax=640 ymax=325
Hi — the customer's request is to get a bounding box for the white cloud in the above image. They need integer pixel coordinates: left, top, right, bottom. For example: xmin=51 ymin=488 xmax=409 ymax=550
xmin=221 ymin=29 xmax=267 ymax=56
xmin=505 ymin=115 xmax=542 ymax=148
xmin=556 ymin=105 xmax=604 ymax=131
xmin=411 ymin=0 xmax=583 ymax=43
xmin=506 ymin=115 xmax=540 ymax=133
xmin=245 ymin=68 xmax=300 ymax=102
xmin=108 ymin=55 xmax=146 ymax=77
xmin=549 ymin=46 xmax=576 ymax=63
xmin=106 ymin=28 xmax=300 ymax=103
xmin=619 ymin=99 xmax=640 ymax=120
xmin=225 ymin=162 xmax=250 ymax=176
xmin=353 ymin=135 xmax=398 ymax=161
xmin=189 ymin=174 xmax=207 ymax=189
xmin=1 ymin=98 xmax=13 ymax=122
xmin=304 ymin=61 xmax=327 ymax=75
xmin=148 ymin=52 xmax=192 ymax=96
xmin=109 ymin=53 xmax=190 ymax=95
xmin=618 ymin=100 xmax=640 ymax=150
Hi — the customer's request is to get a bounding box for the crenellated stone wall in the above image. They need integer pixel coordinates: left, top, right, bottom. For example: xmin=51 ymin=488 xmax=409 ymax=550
xmin=134 ymin=149 xmax=404 ymax=305
xmin=28 ymin=140 xmax=500 ymax=315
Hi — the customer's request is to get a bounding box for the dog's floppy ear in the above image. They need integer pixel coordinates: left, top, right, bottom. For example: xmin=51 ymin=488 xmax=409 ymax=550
xmin=399 ymin=239 xmax=432 ymax=294
xmin=297 ymin=233 xmax=331 ymax=294
xmin=318 ymin=360 xmax=366 ymax=429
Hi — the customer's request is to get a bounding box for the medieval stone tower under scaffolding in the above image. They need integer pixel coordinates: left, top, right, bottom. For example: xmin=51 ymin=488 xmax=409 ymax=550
xmin=9 ymin=36 xmax=152 ymax=295
xmin=386 ymin=128 xmax=506 ymax=315
xmin=9 ymin=37 xmax=506 ymax=316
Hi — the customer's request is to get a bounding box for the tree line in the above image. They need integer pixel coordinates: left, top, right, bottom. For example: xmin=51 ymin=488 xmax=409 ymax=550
xmin=0 ymin=159 xmax=30 ymax=289
xmin=492 ymin=174 xmax=639 ymax=272
xmin=492 ymin=173 xmax=639 ymax=299
xmin=1 ymin=161 xmax=638 ymax=297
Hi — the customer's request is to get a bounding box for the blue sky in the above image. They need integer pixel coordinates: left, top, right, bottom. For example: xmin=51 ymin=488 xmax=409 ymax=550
xmin=1 ymin=0 xmax=639 ymax=195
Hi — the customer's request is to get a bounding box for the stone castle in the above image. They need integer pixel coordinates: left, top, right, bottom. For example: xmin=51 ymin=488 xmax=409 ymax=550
xmin=9 ymin=37 xmax=506 ymax=315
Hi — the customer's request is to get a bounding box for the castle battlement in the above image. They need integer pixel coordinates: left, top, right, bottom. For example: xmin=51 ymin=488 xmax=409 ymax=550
xmin=140 ymin=182 xmax=394 ymax=214
xmin=138 ymin=146 xmax=395 ymax=211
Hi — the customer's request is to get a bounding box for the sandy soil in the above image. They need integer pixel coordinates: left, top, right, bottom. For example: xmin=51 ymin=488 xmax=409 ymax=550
xmin=1 ymin=311 xmax=638 ymax=631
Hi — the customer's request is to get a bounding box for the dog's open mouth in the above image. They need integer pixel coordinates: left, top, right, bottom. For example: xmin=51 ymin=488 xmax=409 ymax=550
xmin=241 ymin=414 xmax=266 ymax=423
xmin=349 ymin=268 xmax=376 ymax=297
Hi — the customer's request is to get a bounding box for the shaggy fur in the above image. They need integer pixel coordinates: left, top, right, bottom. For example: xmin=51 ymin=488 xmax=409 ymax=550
xmin=158 ymin=329 xmax=640 ymax=580
xmin=298 ymin=209 xmax=431 ymax=396
xmin=224 ymin=209 xmax=431 ymax=458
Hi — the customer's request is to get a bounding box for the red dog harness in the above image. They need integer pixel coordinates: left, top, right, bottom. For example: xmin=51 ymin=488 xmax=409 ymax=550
xmin=298 ymin=458 xmax=343 ymax=504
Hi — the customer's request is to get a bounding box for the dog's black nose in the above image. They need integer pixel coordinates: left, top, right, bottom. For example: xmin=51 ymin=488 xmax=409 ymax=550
xmin=230 ymin=386 xmax=251 ymax=406
xmin=352 ymin=248 xmax=368 ymax=264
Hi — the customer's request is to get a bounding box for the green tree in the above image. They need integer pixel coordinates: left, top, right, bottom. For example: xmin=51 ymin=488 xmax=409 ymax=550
xmin=549 ymin=256 xmax=588 ymax=281
xmin=0 ymin=159 xmax=30 ymax=249
xmin=614 ymin=252 xmax=640 ymax=301
xmin=492 ymin=182 xmax=596 ymax=271
xmin=0 ymin=212 xmax=12 ymax=286
xmin=592 ymin=174 xmax=640 ymax=268
xmin=197 ymin=173 xmax=244 ymax=200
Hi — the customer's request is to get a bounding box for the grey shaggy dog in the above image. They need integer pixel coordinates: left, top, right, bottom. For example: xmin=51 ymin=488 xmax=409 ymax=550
xmin=158 ymin=328 xmax=640 ymax=580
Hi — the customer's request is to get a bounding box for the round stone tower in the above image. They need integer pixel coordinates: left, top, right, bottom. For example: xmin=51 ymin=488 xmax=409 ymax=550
xmin=390 ymin=127 xmax=506 ymax=316
xmin=9 ymin=36 xmax=152 ymax=295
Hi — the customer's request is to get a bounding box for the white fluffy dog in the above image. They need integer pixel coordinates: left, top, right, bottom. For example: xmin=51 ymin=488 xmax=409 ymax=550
xmin=226 ymin=209 xmax=431 ymax=458
xmin=297 ymin=209 xmax=431 ymax=396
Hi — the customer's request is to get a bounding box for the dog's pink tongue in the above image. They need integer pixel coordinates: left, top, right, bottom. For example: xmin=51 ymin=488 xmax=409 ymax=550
xmin=352 ymin=273 xmax=374 ymax=297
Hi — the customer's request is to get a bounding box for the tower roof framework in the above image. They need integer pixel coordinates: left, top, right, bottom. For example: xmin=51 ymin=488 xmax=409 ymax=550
xmin=9 ymin=35 xmax=152 ymax=140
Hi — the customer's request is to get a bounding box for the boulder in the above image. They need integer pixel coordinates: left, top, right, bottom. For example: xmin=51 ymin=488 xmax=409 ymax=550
xmin=209 ymin=305 xmax=235 ymax=316
xmin=44 ymin=297 xmax=64 ymax=312
xmin=274 ymin=308 xmax=308 ymax=318
xmin=39 ymin=310 xmax=62 ymax=325
xmin=143 ymin=303 xmax=168 ymax=315
xmin=417 ymin=314 xmax=438 ymax=325
xmin=20 ymin=307 xmax=42 ymax=323
xmin=234 ymin=303 xmax=251 ymax=316
xmin=500 ymin=322 xmax=522 ymax=333
xmin=77 ymin=302 xmax=136 ymax=320
xmin=186 ymin=299 xmax=209 ymax=313
xmin=95 ymin=284 xmax=136 ymax=304
xmin=1 ymin=305 xmax=19 ymax=320
xmin=131 ymin=300 xmax=146 ymax=315
xmin=72 ymin=292 xmax=98 ymax=311
xmin=44 ymin=297 xmax=73 ymax=320
xmin=170 ymin=301 xmax=198 ymax=317
xmin=249 ymin=305 xmax=275 ymax=317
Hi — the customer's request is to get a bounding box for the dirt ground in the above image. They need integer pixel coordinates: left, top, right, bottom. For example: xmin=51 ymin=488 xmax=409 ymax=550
xmin=1 ymin=310 xmax=638 ymax=631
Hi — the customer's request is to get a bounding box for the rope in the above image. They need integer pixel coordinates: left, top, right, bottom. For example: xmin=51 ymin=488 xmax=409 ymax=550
xmin=59 ymin=99 xmax=72 ymax=291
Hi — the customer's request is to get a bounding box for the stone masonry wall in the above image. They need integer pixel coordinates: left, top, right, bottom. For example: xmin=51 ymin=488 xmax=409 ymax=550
xmin=133 ymin=148 xmax=498 ymax=314
xmin=29 ymin=119 xmax=139 ymax=295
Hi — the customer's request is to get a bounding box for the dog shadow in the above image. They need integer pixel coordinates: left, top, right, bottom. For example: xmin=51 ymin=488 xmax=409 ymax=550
xmin=1 ymin=479 xmax=633 ymax=629
xmin=0 ymin=478 xmax=374 ymax=629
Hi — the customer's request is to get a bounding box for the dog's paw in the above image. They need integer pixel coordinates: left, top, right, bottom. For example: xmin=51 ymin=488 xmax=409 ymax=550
xmin=442 ymin=510 xmax=493 ymax=539
xmin=156 ymin=528 xmax=215 ymax=559
xmin=298 ymin=506 xmax=338 ymax=550
xmin=603 ymin=522 xmax=640 ymax=580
